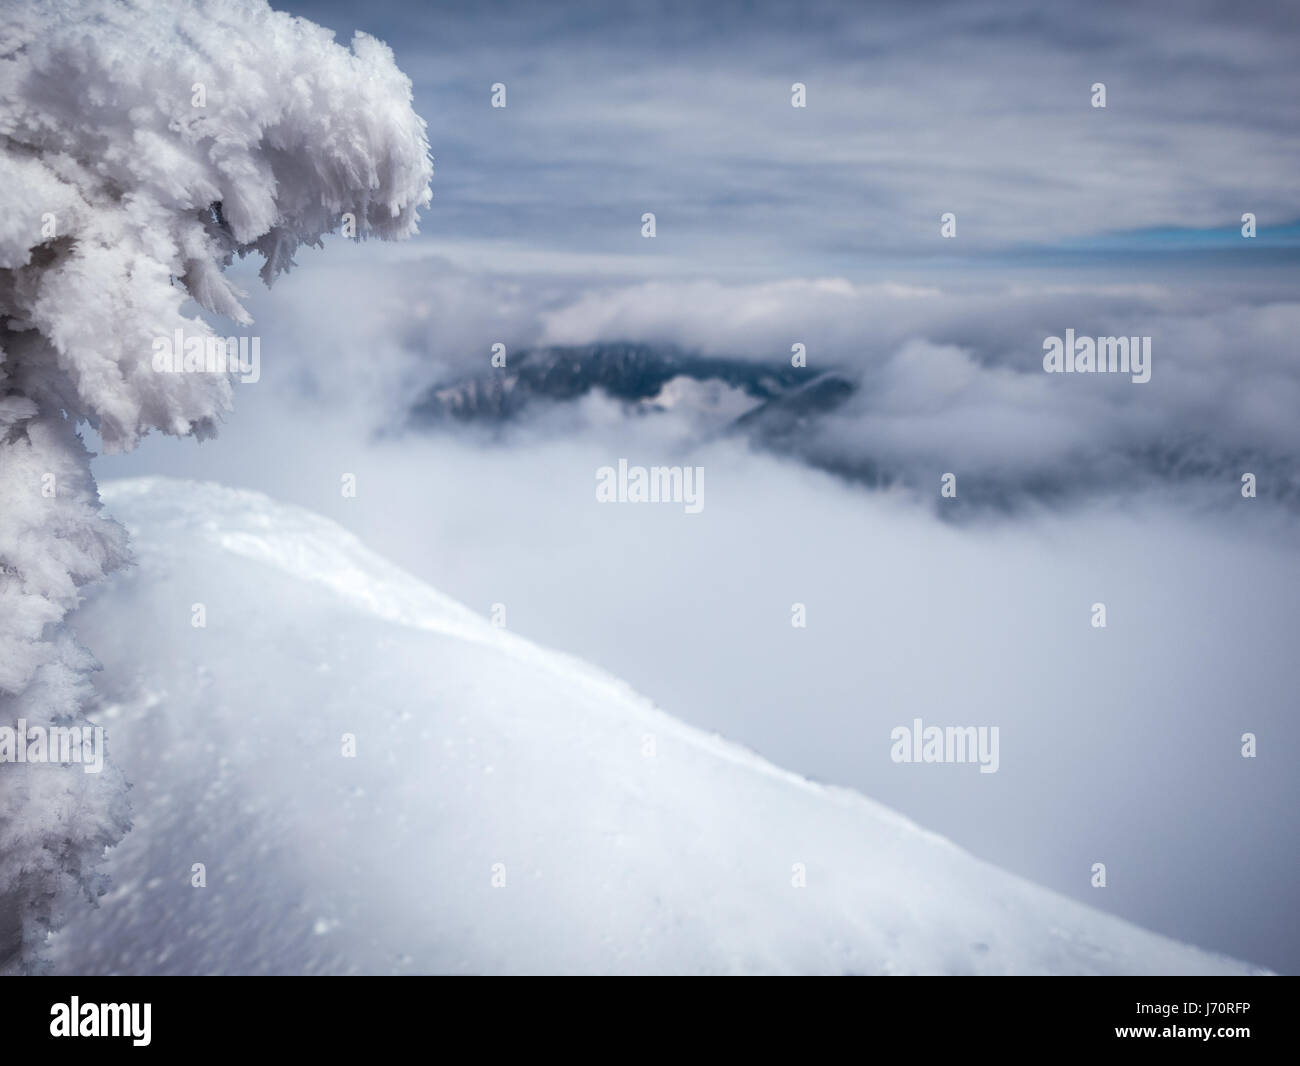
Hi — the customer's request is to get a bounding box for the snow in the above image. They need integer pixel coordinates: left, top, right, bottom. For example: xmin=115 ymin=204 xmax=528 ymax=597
xmin=47 ymin=477 xmax=1265 ymax=975
xmin=0 ymin=0 xmax=432 ymax=451
xmin=0 ymin=0 xmax=433 ymax=969
xmin=643 ymin=376 xmax=764 ymax=422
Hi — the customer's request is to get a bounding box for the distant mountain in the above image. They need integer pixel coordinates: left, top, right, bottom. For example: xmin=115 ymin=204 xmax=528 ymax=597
xmin=404 ymin=343 xmax=1300 ymax=513
xmin=408 ymin=342 xmax=827 ymax=425
xmin=406 ymin=342 xmax=862 ymax=473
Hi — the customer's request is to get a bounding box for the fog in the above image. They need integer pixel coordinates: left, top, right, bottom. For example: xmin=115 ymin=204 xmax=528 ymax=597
xmin=91 ymin=247 xmax=1300 ymax=972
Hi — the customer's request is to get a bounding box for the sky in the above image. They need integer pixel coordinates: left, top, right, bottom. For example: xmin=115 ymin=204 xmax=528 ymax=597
xmin=278 ymin=0 xmax=1300 ymax=278
xmin=91 ymin=0 xmax=1300 ymax=972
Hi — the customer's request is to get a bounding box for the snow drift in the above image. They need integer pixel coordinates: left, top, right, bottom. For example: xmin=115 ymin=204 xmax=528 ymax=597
xmin=46 ymin=477 xmax=1264 ymax=975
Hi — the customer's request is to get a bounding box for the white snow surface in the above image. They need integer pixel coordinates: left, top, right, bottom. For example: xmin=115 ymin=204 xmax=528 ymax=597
xmin=48 ymin=477 xmax=1265 ymax=975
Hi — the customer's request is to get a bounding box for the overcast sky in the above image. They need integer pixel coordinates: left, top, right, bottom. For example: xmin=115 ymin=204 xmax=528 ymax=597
xmin=272 ymin=0 xmax=1300 ymax=279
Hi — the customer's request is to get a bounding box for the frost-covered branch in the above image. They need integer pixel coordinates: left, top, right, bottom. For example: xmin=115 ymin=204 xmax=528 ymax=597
xmin=0 ymin=0 xmax=432 ymax=971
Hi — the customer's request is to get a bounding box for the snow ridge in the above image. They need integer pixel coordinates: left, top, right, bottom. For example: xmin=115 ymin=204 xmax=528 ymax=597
xmin=47 ymin=477 xmax=1266 ymax=976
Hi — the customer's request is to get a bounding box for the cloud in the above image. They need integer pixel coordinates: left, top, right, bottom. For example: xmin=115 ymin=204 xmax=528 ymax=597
xmin=284 ymin=0 xmax=1300 ymax=271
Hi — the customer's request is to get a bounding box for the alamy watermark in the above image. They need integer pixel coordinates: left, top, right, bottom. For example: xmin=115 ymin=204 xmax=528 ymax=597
xmin=0 ymin=719 xmax=104 ymax=773
xmin=50 ymin=998 xmax=150 ymax=1046
xmin=890 ymin=717 xmax=999 ymax=774
xmin=1043 ymin=330 xmax=1150 ymax=383
xmin=596 ymin=459 xmax=704 ymax=514
xmin=152 ymin=329 xmax=261 ymax=383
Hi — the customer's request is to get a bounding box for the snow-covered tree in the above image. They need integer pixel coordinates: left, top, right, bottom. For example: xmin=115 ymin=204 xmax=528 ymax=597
xmin=0 ymin=0 xmax=432 ymax=971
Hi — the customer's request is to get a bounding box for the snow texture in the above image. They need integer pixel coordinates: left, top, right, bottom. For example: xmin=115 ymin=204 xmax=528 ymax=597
xmin=47 ymin=477 xmax=1267 ymax=975
xmin=0 ymin=0 xmax=432 ymax=970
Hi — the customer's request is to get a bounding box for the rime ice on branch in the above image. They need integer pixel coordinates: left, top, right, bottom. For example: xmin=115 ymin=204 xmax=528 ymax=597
xmin=0 ymin=0 xmax=432 ymax=971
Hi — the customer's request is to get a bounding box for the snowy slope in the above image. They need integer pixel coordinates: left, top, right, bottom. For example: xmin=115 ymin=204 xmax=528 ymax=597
xmin=48 ymin=477 xmax=1263 ymax=975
